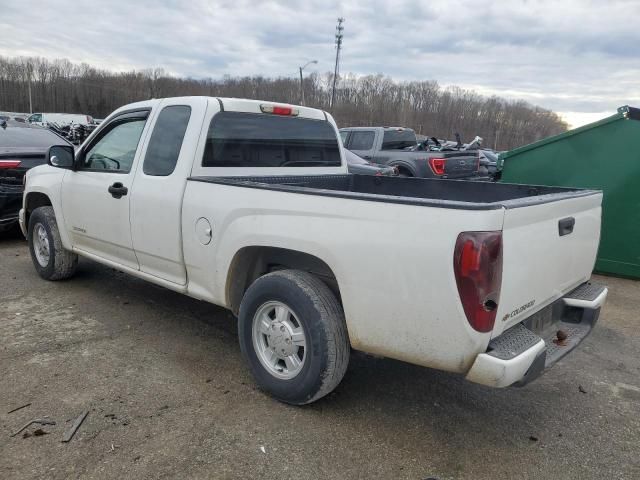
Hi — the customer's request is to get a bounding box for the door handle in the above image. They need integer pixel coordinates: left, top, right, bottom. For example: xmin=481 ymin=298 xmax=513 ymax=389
xmin=108 ymin=182 xmax=128 ymax=199
xmin=558 ymin=217 xmax=575 ymax=236
xmin=363 ymin=155 xmax=372 ymax=160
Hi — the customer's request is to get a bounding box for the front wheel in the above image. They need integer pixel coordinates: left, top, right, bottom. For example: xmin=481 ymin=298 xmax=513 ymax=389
xmin=28 ymin=206 xmax=78 ymax=281
xmin=238 ymin=270 xmax=350 ymax=405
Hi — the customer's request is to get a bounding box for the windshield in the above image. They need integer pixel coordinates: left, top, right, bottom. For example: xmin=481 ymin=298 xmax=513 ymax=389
xmin=381 ymin=129 xmax=417 ymax=150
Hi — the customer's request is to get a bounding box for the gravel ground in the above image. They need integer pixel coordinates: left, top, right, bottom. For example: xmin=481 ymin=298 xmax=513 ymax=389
xmin=1 ymin=231 xmax=639 ymax=480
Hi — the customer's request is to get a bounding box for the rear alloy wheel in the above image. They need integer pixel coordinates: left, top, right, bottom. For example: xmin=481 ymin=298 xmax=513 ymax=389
xmin=238 ymin=270 xmax=350 ymax=405
xmin=251 ymin=301 xmax=307 ymax=379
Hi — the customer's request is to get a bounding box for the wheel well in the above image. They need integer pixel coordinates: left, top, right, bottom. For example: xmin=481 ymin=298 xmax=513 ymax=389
xmin=394 ymin=165 xmax=414 ymax=176
xmin=24 ymin=192 xmax=52 ymax=224
xmin=226 ymin=246 xmax=341 ymax=315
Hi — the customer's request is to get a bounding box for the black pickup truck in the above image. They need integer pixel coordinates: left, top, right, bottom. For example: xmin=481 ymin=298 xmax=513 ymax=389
xmin=339 ymin=126 xmax=479 ymax=179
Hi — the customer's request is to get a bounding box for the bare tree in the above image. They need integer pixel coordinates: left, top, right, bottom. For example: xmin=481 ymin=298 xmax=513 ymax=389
xmin=0 ymin=55 xmax=568 ymax=150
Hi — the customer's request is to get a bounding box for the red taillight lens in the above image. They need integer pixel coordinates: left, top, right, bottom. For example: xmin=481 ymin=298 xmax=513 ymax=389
xmin=0 ymin=160 xmax=21 ymax=169
xmin=453 ymin=231 xmax=503 ymax=332
xmin=428 ymin=157 xmax=445 ymax=175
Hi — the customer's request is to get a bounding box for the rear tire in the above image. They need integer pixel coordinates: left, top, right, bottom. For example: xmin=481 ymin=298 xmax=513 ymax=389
xmin=238 ymin=270 xmax=350 ymax=405
xmin=28 ymin=206 xmax=78 ymax=281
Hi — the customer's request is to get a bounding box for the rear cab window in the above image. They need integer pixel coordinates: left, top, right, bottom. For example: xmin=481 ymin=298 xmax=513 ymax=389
xmin=202 ymin=112 xmax=341 ymax=168
xmin=381 ymin=129 xmax=417 ymax=150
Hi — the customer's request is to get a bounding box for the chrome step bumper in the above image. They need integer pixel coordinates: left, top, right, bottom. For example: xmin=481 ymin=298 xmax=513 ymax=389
xmin=465 ymin=281 xmax=607 ymax=388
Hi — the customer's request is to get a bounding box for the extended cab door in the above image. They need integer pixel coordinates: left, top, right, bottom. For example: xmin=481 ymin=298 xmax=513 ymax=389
xmin=60 ymin=109 xmax=150 ymax=269
xmin=129 ymin=98 xmax=206 ymax=285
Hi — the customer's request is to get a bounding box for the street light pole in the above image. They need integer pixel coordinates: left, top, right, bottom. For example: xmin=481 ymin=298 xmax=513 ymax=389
xmin=298 ymin=60 xmax=317 ymax=106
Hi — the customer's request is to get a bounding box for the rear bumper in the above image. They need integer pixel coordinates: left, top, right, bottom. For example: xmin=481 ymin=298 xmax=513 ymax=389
xmin=0 ymin=187 xmax=22 ymax=232
xmin=0 ymin=213 xmax=19 ymax=232
xmin=465 ymin=281 xmax=607 ymax=388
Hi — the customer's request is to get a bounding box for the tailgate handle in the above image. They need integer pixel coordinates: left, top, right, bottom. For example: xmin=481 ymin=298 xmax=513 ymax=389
xmin=558 ymin=217 xmax=575 ymax=236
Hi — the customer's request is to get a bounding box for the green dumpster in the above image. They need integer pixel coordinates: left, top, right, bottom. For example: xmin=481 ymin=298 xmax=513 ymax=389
xmin=500 ymin=105 xmax=640 ymax=278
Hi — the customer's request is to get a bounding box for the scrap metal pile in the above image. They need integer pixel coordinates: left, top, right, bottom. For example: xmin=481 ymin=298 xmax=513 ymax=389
xmin=47 ymin=122 xmax=97 ymax=145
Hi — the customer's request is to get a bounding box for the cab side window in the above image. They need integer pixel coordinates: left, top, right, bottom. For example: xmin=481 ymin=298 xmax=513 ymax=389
xmin=80 ymin=116 xmax=147 ymax=173
xmin=143 ymin=106 xmax=191 ymax=176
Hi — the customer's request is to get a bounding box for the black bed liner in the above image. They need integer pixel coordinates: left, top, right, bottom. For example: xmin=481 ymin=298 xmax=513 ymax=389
xmin=188 ymin=174 xmax=600 ymax=211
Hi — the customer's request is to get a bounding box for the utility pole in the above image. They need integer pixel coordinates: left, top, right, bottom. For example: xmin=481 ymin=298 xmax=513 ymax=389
xmin=330 ymin=17 xmax=344 ymax=109
xmin=27 ymin=63 xmax=33 ymax=114
xmin=298 ymin=60 xmax=317 ymax=106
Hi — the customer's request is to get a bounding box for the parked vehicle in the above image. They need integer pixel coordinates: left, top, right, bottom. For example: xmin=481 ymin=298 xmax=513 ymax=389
xmin=415 ymin=134 xmax=497 ymax=180
xmin=340 ymin=126 xmax=480 ymax=179
xmin=0 ymin=112 xmax=28 ymax=123
xmin=21 ymin=97 xmax=607 ymax=405
xmin=27 ymin=112 xmax=94 ymax=128
xmin=344 ymin=148 xmax=397 ymax=176
xmin=0 ymin=120 xmax=72 ymax=231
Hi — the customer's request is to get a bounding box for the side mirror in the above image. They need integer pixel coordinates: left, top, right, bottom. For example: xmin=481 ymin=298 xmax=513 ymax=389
xmin=48 ymin=145 xmax=75 ymax=169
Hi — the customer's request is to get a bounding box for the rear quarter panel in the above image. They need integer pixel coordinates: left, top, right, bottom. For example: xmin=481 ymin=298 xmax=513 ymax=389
xmin=182 ymin=181 xmax=506 ymax=373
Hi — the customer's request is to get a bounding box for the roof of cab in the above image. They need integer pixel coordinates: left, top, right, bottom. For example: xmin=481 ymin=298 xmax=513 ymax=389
xmin=111 ymin=97 xmax=328 ymax=122
xmin=339 ymin=126 xmax=414 ymax=131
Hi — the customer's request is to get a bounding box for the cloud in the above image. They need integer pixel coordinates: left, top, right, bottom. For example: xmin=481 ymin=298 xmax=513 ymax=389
xmin=1 ymin=0 xmax=638 ymax=125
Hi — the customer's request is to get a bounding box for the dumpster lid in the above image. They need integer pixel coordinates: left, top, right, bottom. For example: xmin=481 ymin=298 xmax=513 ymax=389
xmin=501 ymin=105 xmax=640 ymax=160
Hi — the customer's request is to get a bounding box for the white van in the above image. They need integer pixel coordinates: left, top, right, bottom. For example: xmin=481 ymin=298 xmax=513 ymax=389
xmin=27 ymin=113 xmax=93 ymax=127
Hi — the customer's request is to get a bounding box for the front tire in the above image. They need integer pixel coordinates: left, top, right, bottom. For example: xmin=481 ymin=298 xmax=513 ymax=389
xmin=28 ymin=206 xmax=78 ymax=281
xmin=238 ymin=270 xmax=350 ymax=405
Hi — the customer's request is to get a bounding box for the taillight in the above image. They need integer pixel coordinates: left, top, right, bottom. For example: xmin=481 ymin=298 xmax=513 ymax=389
xmin=260 ymin=104 xmax=299 ymax=116
xmin=428 ymin=157 xmax=445 ymax=175
xmin=453 ymin=231 xmax=503 ymax=332
xmin=0 ymin=160 xmax=21 ymax=169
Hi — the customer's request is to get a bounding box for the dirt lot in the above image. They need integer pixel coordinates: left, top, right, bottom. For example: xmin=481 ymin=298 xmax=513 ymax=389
xmin=1 ymin=232 xmax=639 ymax=480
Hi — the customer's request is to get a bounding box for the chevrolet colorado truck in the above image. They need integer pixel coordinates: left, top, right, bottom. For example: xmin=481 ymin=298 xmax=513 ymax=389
xmin=340 ymin=126 xmax=480 ymax=179
xmin=20 ymin=97 xmax=607 ymax=405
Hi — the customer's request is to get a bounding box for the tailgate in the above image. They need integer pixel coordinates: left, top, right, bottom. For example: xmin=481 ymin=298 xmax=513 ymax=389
xmin=493 ymin=192 xmax=602 ymax=337
xmin=442 ymin=152 xmax=478 ymax=178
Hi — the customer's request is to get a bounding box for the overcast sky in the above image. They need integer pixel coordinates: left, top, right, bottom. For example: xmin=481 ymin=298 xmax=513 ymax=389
xmin=2 ymin=0 xmax=639 ymax=127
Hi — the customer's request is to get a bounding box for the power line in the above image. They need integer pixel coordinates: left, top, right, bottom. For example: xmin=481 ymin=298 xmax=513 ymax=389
xmin=330 ymin=17 xmax=344 ymax=109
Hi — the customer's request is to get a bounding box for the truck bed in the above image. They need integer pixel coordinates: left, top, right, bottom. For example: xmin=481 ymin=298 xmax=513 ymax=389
xmin=189 ymin=174 xmax=599 ymax=210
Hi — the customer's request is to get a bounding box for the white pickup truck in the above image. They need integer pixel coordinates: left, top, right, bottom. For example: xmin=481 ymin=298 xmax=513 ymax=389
xmin=20 ymin=97 xmax=608 ymax=405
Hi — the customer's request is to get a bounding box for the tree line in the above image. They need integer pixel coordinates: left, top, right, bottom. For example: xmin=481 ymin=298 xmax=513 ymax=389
xmin=0 ymin=55 xmax=567 ymax=150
